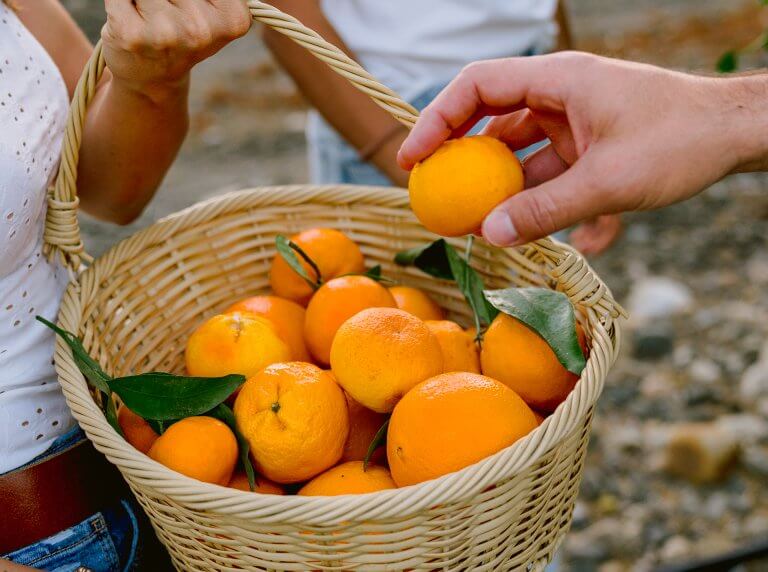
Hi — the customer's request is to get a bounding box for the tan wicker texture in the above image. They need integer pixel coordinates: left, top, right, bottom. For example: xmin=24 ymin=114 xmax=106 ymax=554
xmin=48 ymin=3 xmax=624 ymax=570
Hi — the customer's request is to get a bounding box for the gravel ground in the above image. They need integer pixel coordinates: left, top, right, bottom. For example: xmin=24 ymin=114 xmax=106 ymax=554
xmin=57 ymin=1 xmax=768 ymax=570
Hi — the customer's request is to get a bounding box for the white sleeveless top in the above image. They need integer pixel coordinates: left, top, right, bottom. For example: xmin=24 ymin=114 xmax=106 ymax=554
xmin=0 ymin=3 xmax=72 ymax=473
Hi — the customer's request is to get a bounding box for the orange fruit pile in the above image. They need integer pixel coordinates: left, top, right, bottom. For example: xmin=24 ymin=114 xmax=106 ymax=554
xmin=119 ymin=226 xmax=585 ymax=496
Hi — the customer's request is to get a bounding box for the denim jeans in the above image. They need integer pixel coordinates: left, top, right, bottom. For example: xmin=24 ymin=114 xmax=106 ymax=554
xmin=2 ymin=426 xmax=142 ymax=571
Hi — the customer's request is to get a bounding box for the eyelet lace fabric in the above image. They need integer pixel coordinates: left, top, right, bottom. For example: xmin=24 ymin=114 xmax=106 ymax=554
xmin=0 ymin=3 xmax=73 ymax=473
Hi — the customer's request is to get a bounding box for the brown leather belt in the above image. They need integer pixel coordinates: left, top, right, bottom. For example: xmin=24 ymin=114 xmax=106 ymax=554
xmin=0 ymin=435 xmax=131 ymax=555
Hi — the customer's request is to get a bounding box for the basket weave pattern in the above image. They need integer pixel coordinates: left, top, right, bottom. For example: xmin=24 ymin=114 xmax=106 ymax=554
xmin=48 ymin=3 xmax=623 ymax=570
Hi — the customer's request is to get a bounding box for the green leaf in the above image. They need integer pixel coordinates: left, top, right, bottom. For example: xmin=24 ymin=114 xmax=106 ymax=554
xmin=207 ymin=403 xmax=257 ymax=491
xmin=394 ymin=239 xmax=497 ymax=328
xmin=717 ymin=51 xmax=738 ymax=73
xmin=36 ymin=316 xmax=112 ymax=394
xmin=363 ymin=419 xmax=389 ymax=471
xmin=394 ymin=239 xmax=453 ymax=280
xmin=446 ymin=238 xmax=499 ymax=328
xmin=108 ymin=373 xmax=245 ymax=421
xmin=105 ymin=394 xmax=123 ymax=438
xmin=275 ymin=234 xmax=321 ymax=290
xmin=484 ymin=287 xmax=586 ymax=375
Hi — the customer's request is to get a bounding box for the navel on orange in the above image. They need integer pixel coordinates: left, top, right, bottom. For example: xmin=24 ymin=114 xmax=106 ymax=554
xmin=233 ymin=362 xmax=348 ymax=483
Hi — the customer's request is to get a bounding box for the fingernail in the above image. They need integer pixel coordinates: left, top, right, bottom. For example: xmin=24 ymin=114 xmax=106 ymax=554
xmin=482 ymin=209 xmax=518 ymax=246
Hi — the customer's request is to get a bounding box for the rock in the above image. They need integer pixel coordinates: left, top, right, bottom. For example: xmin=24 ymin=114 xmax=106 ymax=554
xmin=599 ymin=561 xmax=628 ymax=572
xmin=687 ymin=359 xmax=720 ymax=384
xmin=663 ymin=423 xmax=740 ymax=483
xmin=572 ymin=500 xmax=590 ymax=529
xmin=742 ymin=445 xmax=768 ymax=478
xmin=746 ymin=251 xmax=768 ymax=283
xmin=672 ymin=344 xmax=694 ymax=368
xmin=743 ymin=513 xmax=768 ymax=536
xmin=595 ymin=493 xmax=620 ymax=516
xmin=740 ymin=361 xmax=768 ymax=404
xmin=633 ymin=325 xmax=674 ymax=360
xmin=640 ymin=372 xmax=674 ymax=398
xmin=716 ymin=414 xmax=768 ymax=444
xmin=659 ymin=535 xmax=692 ymax=562
xmin=627 ymin=276 xmax=693 ymax=326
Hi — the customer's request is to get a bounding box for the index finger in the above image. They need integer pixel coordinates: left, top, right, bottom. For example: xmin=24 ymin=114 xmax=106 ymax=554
xmin=397 ymin=55 xmax=568 ymax=170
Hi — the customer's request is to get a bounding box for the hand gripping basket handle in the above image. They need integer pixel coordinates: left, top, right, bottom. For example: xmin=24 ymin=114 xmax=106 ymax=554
xmin=44 ymin=0 xmax=625 ymax=323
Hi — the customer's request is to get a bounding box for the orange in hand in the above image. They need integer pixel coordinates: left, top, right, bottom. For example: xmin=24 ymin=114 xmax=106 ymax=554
xmin=269 ymin=228 xmax=365 ymax=305
xmin=408 ymin=136 xmax=524 ymax=237
xmin=185 ymin=312 xmax=291 ymax=379
xmin=387 ymin=372 xmax=537 ymax=487
xmin=304 ymin=275 xmax=396 ymax=366
xmin=388 ymin=286 xmax=444 ymax=321
xmin=233 ymin=362 xmax=349 ymax=483
xmin=226 ymin=295 xmax=310 ymax=362
xmin=298 ymin=461 xmax=396 ymax=496
xmin=148 ymin=416 xmax=238 ymax=486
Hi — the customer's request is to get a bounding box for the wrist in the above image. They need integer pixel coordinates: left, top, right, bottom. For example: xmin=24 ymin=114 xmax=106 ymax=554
xmin=720 ymin=73 xmax=768 ymax=173
xmin=108 ymin=73 xmax=191 ymax=107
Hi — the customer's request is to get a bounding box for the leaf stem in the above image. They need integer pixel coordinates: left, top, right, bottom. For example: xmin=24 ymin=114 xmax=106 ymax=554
xmin=289 ymin=240 xmax=323 ymax=289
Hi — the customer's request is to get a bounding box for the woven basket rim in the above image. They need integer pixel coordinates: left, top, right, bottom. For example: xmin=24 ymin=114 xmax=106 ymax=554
xmin=55 ymin=184 xmax=620 ymax=526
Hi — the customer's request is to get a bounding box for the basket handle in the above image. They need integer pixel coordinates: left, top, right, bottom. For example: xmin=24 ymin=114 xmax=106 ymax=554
xmin=44 ymin=0 xmax=419 ymax=272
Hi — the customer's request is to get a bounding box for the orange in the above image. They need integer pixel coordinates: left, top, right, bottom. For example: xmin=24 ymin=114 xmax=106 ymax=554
xmin=185 ymin=312 xmax=291 ymax=379
xmin=226 ymin=295 xmax=310 ymax=361
xmin=425 ymin=320 xmax=480 ymax=373
xmin=388 ymin=286 xmax=444 ymax=321
xmin=298 ymin=462 xmax=396 ymax=496
xmin=148 ymin=416 xmax=238 ymax=486
xmin=304 ymin=275 xmax=396 ymax=366
xmin=117 ymin=404 xmax=158 ymax=454
xmin=330 ymin=307 xmax=443 ymax=413
xmin=533 ymin=411 xmax=546 ymax=425
xmin=341 ymin=392 xmax=389 ymax=464
xmin=233 ymin=362 xmax=348 ymax=483
xmin=269 ymin=228 xmax=366 ymax=305
xmin=387 ymin=372 xmax=537 ymax=487
xmin=228 ymin=471 xmax=285 ymax=495
xmin=480 ymin=314 xmax=587 ymax=412
xmin=408 ymin=135 xmax=524 ymax=237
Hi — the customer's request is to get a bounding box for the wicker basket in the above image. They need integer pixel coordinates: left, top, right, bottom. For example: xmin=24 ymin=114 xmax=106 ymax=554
xmin=47 ymin=2 xmax=624 ymax=570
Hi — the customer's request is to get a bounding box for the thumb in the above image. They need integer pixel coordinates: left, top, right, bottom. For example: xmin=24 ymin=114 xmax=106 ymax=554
xmin=481 ymin=160 xmax=603 ymax=246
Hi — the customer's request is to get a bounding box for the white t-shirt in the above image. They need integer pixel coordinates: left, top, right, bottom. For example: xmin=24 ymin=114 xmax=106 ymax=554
xmin=320 ymin=0 xmax=559 ymax=100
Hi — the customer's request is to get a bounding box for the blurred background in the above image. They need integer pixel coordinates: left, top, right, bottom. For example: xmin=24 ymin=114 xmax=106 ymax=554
xmin=62 ymin=1 xmax=768 ymax=570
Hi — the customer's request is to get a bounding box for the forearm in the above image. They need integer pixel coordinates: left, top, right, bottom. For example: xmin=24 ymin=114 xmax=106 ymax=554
xmin=77 ymin=75 xmax=189 ymax=224
xmin=263 ymin=1 xmax=409 ymax=186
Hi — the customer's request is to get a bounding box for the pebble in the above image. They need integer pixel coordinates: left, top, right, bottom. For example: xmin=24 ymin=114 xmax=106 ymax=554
xmin=739 ymin=361 xmax=768 ymax=404
xmin=633 ymin=326 xmax=675 ymax=360
xmin=663 ymin=422 xmax=740 ymax=483
xmin=659 ymin=535 xmax=692 ymax=562
xmin=742 ymin=445 xmax=768 ymax=478
xmin=626 ymin=276 xmax=693 ymax=326
xmin=687 ymin=359 xmax=720 ymax=384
